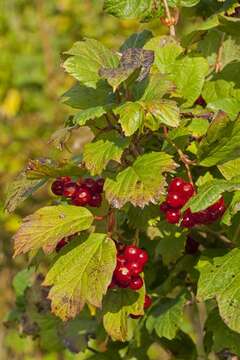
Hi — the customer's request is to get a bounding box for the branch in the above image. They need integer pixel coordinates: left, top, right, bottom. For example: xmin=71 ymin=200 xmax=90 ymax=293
xmin=162 ymin=0 xmax=176 ymax=36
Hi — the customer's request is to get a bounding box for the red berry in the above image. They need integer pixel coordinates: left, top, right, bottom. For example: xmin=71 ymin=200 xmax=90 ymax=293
xmin=185 ymin=237 xmax=199 ymax=255
xmin=56 ymin=238 xmax=67 ymax=252
xmin=59 ymin=176 xmax=72 ymax=184
xmin=127 ymin=261 xmax=143 ymax=276
xmin=130 ymin=314 xmax=142 ymax=319
xmin=168 ymin=177 xmax=185 ymax=193
xmin=117 ymin=255 xmax=126 ymax=267
xmin=82 ymin=178 xmax=98 ymax=194
xmin=108 ymin=278 xmax=116 ymax=289
xmin=167 ymin=192 xmax=186 ymax=208
xmin=51 ymin=180 xmax=64 ymax=196
xmin=72 ymin=187 xmax=92 ymax=206
xmin=160 ymin=201 xmax=170 ymax=213
xmin=144 ymin=295 xmax=152 ymax=310
xmin=88 ymin=193 xmax=102 ymax=207
xmin=181 ymin=209 xmax=195 ymax=228
xmin=116 ymin=243 xmax=126 ymax=254
xmin=181 ymin=183 xmax=195 ymax=200
xmin=124 ymin=245 xmax=139 ymax=262
xmin=166 ymin=209 xmax=180 ymax=224
xmin=193 ymin=210 xmax=210 ymax=225
xmin=96 ymin=178 xmax=105 ymax=193
xmin=114 ymin=266 xmax=132 ymax=286
xmin=136 ymin=249 xmax=148 ymax=266
xmin=63 ymin=182 xmax=78 ymax=198
xmin=130 ymin=276 xmax=144 ymax=291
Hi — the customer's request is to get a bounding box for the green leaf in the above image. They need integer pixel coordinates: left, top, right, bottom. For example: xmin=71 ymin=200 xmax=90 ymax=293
xmin=83 ymin=139 xmax=126 ymax=175
xmin=62 ymin=82 xmax=114 ymax=110
xmin=103 ymin=0 xmax=163 ymax=21
xmin=218 ymin=159 xmax=240 ymax=180
xmin=168 ymin=0 xmax=200 ymax=6
xmin=146 ymin=293 xmax=187 ymax=340
xmin=73 ymin=106 xmax=110 ymax=126
xmin=208 ymin=98 xmax=240 ymax=120
xmin=114 ymin=101 xmax=144 ymax=136
xmin=104 ymin=152 xmax=176 ymax=208
xmin=99 ymin=67 xmax=135 ymax=91
xmin=206 ymin=308 xmax=240 ymax=357
xmin=13 ymin=205 xmax=94 ymax=256
xmin=184 ymin=178 xmax=240 ymax=213
xmin=171 ymin=56 xmax=209 ymax=107
xmin=63 ymin=39 xmax=119 ymax=88
xmin=13 ymin=267 xmax=35 ymax=298
xmin=199 ymin=115 xmax=240 ymax=167
xmin=222 ymin=191 xmax=240 ymax=226
xmin=144 ymin=100 xmax=180 ymax=129
xmin=103 ymin=287 xmax=145 ymax=341
xmin=120 ymin=30 xmax=153 ymax=52
xmin=202 ymin=79 xmax=235 ymax=103
xmin=4 ymin=173 xmax=46 ymax=213
xmin=156 ymin=222 xmax=187 ymax=265
xmin=197 ymin=249 xmax=240 ymax=333
xmin=44 ymin=233 xmax=116 ymax=321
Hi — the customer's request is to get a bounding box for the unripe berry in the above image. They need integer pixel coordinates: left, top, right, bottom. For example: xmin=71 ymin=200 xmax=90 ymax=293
xmin=72 ymin=187 xmax=92 ymax=206
xmin=166 ymin=209 xmax=180 ymax=224
xmin=129 ymin=276 xmax=144 ymax=291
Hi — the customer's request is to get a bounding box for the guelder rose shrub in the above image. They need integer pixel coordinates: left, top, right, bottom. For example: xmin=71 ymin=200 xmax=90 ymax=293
xmin=5 ymin=1 xmax=240 ymax=358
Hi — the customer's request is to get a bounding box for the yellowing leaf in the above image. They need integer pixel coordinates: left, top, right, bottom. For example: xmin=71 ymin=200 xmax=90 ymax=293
xmin=103 ymin=287 xmax=145 ymax=341
xmin=104 ymin=152 xmax=176 ymax=208
xmin=13 ymin=205 xmax=94 ymax=256
xmin=114 ymin=101 xmax=144 ymax=136
xmin=44 ymin=233 xmax=116 ymax=320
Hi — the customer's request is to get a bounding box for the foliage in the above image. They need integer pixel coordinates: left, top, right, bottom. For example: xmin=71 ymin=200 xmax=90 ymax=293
xmin=4 ymin=0 xmax=240 ymax=359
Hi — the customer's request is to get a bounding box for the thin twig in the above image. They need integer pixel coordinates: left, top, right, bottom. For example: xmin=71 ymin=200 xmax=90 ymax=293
xmin=162 ymin=0 xmax=176 ymax=36
xmin=163 ymin=126 xmax=194 ymax=185
xmin=215 ymin=33 xmax=225 ymax=73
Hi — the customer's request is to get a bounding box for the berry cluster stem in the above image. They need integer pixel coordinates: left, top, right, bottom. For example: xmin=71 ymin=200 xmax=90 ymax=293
xmin=162 ymin=0 xmax=176 ymax=36
xmin=163 ymin=126 xmax=194 ymax=186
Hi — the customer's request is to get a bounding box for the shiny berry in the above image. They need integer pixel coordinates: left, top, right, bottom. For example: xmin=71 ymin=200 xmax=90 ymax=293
xmin=63 ymin=182 xmax=78 ymax=198
xmin=124 ymin=245 xmax=139 ymax=262
xmin=166 ymin=209 xmax=181 ymax=224
xmin=193 ymin=210 xmax=210 ymax=225
xmin=160 ymin=201 xmax=170 ymax=213
xmin=181 ymin=209 xmax=195 ymax=228
xmin=127 ymin=261 xmax=143 ymax=276
xmin=56 ymin=238 xmax=67 ymax=252
xmin=136 ymin=249 xmax=148 ymax=266
xmin=96 ymin=178 xmax=105 ymax=193
xmin=82 ymin=178 xmax=98 ymax=194
xmin=72 ymin=187 xmax=92 ymax=206
xmin=144 ymin=295 xmax=152 ymax=310
xmin=51 ymin=180 xmax=64 ymax=196
xmin=130 ymin=276 xmax=144 ymax=291
xmin=114 ymin=266 xmax=132 ymax=286
xmin=168 ymin=177 xmax=185 ymax=193
xmin=88 ymin=193 xmax=102 ymax=207
xmin=167 ymin=192 xmax=186 ymax=208
xmin=181 ymin=183 xmax=195 ymax=200
xmin=117 ymin=255 xmax=126 ymax=267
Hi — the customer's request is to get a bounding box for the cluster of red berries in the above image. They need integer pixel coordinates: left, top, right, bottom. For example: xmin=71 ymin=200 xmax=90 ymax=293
xmin=109 ymin=244 xmax=148 ymax=291
xmin=160 ymin=177 xmax=226 ymax=228
xmin=51 ymin=176 xmax=104 ymax=208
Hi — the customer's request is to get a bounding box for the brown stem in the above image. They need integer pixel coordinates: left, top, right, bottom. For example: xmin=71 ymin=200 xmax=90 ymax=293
xmin=163 ymin=127 xmax=194 ymax=185
xmin=162 ymin=0 xmax=176 ymax=36
xmin=107 ymin=208 xmax=116 ymax=236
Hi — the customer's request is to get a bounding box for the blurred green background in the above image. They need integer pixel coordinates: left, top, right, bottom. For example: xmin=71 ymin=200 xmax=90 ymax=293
xmin=0 ymin=1 xmax=169 ymax=358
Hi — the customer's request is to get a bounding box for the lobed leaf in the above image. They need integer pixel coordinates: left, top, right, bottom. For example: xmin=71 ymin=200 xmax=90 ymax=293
xmin=103 ymin=287 xmax=145 ymax=341
xmin=114 ymin=101 xmax=145 ymax=136
xmin=13 ymin=205 xmax=94 ymax=256
xmin=44 ymin=233 xmax=116 ymax=321
xmin=104 ymin=152 xmax=176 ymax=208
